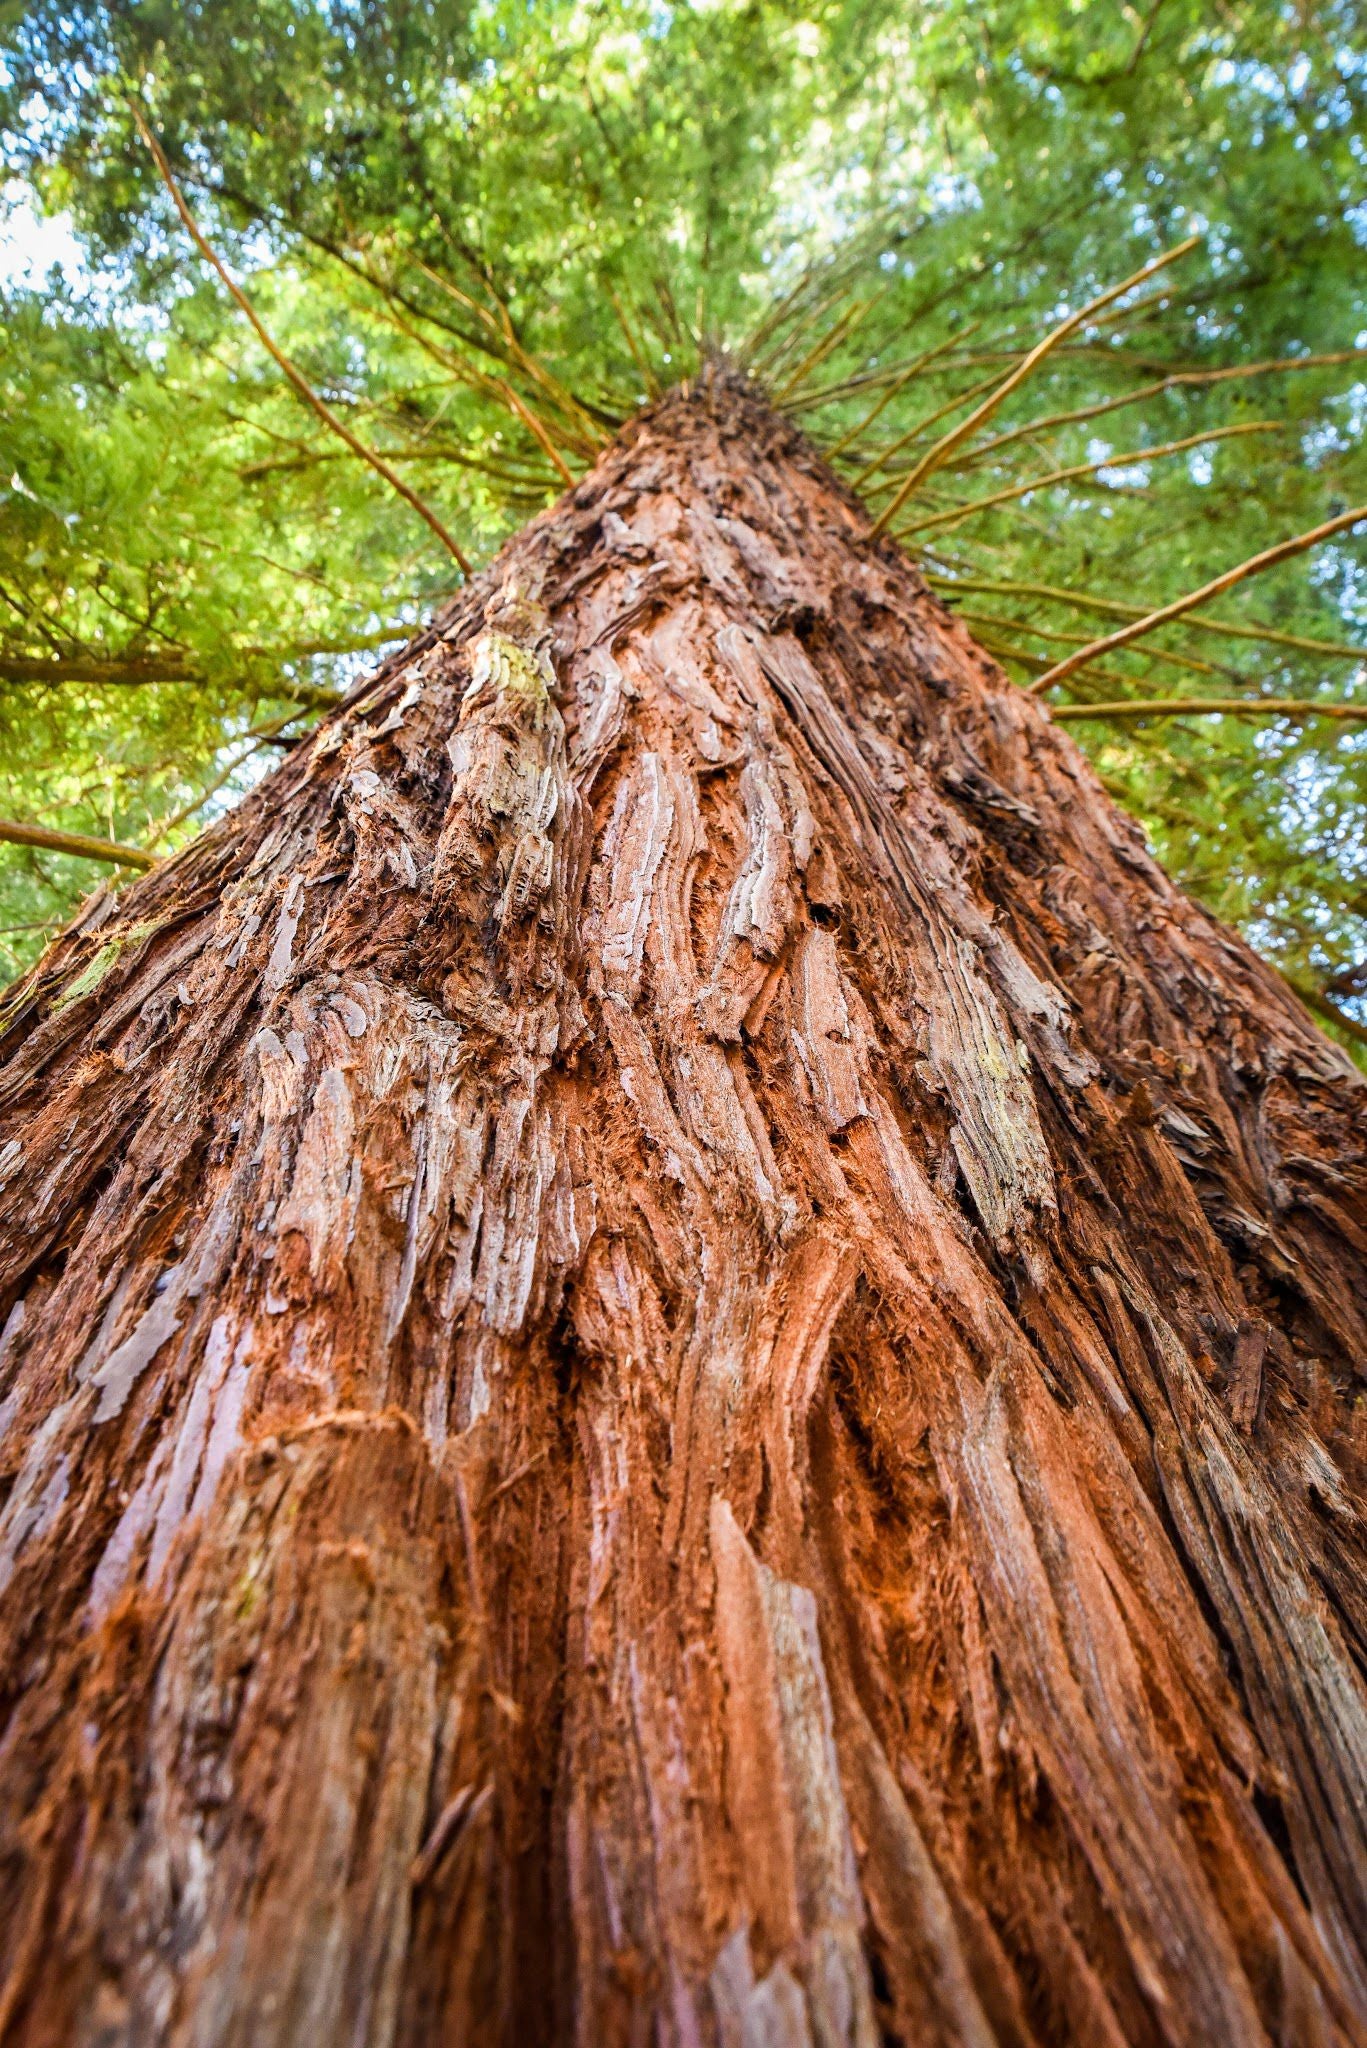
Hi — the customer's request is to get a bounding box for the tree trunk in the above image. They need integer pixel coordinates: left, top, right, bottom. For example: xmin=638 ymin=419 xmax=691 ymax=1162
xmin=0 ymin=370 xmax=1364 ymax=2048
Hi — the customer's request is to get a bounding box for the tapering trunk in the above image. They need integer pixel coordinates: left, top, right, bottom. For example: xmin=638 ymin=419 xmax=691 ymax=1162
xmin=0 ymin=373 xmax=1364 ymax=2048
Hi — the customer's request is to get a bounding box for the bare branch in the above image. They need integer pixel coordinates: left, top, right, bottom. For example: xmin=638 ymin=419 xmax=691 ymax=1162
xmin=1028 ymin=505 xmax=1367 ymax=693
xmin=960 ymin=609 xmax=1223 ymax=679
xmin=817 ymin=326 xmax=981 ymax=460
xmin=1279 ymin=969 xmax=1367 ymax=1050
xmin=1050 ymin=696 xmax=1367 ymax=723
xmin=897 ymin=420 xmax=1278 ymax=539
xmin=413 ymin=259 xmax=611 ymax=444
xmin=848 ymin=370 xmax=1006 ymax=488
xmin=926 ymin=568 xmax=1367 ymax=662
xmin=943 ymin=349 xmax=1367 ymax=474
xmin=0 ymin=649 xmax=368 ymax=710
xmin=769 ymin=294 xmax=881 ymax=403
xmin=496 ymin=380 xmax=576 ymax=485
xmin=130 ymin=101 xmax=473 ymax=576
xmin=0 ymin=819 xmax=157 ymax=870
xmin=869 ymin=235 xmax=1202 ymax=535
xmin=606 ymin=284 xmax=661 ymax=398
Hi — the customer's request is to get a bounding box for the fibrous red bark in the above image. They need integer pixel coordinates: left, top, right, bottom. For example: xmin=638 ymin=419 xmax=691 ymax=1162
xmin=0 ymin=370 xmax=1364 ymax=2047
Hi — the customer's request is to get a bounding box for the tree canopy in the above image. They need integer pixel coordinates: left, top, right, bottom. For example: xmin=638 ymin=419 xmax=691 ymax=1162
xmin=1 ymin=0 xmax=1364 ymax=1047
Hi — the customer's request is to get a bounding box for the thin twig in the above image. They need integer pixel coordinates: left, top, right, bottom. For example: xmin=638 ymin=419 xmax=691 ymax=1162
xmin=1028 ymin=505 xmax=1367 ymax=693
xmin=986 ymin=652 xmax=1126 ymax=691
xmin=870 ymin=235 xmax=1201 ymax=536
xmin=788 ymin=328 xmax=979 ymax=411
xmin=130 ymin=101 xmax=472 ymax=575
xmin=743 ymin=239 xmax=887 ymax=372
xmin=360 ymin=294 xmax=595 ymax=463
xmin=969 ymin=636 xmax=1128 ymax=690
xmin=238 ymin=442 xmax=555 ymax=487
xmin=145 ymin=706 xmax=313 ymax=847
xmin=1278 ymin=969 xmax=1367 ymax=1050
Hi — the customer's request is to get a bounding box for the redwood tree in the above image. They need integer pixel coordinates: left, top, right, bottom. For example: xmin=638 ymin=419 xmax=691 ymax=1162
xmin=0 ymin=372 xmax=1364 ymax=2045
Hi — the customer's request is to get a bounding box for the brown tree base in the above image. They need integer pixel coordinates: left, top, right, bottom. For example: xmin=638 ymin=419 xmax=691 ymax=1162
xmin=0 ymin=372 xmax=1364 ymax=2046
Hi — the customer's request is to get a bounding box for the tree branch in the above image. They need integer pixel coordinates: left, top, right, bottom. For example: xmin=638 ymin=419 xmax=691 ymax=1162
xmin=961 ymin=608 xmax=1223 ymax=679
xmin=816 ymin=325 xmax=980 ymax=459
xmin=0 ymin=652 xmax=356 ymax=711
xmin=941 ymin=350 xmax=1367 ymax=475
xmin=869 ymin=234 xmax=1201 ymax=534
xmin=130 ymin=101 xmax=473 ymax=577
xmin=925 ymin=569 xmax=1367 ymax=662
xmin=1028 ymin=505 xmax=1367 ymax=693
xmin=1049 ymin=696 xmax=1367 ymax=723
xmin=896 ymin=419 xmax=1279 ymax=539
xmin=1279 ymin=969 xmax=1367 ymax=1049
xmin=0 ymin=819 xmax=157 ymax=870
xmin=849 ymin=370 xmax=1007 ymax=488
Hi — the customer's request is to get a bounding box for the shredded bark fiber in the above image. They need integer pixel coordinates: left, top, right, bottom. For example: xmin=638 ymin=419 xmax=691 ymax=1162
xmin=0 ymin=368 xmax=1364 ymax=2046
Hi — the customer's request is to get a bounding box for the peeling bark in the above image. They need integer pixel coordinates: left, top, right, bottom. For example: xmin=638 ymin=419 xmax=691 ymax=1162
xmin=0 ymin=371 xmax=1364 ymax=2047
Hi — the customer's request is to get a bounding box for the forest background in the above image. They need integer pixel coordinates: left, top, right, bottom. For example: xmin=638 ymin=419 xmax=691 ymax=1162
xmin=0 ymin=0 xmax=1363 ymax=1053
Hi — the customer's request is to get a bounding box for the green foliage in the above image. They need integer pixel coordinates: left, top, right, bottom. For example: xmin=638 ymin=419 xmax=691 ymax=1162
xmin=0 ymin=0 xmax=1363 ymax=1048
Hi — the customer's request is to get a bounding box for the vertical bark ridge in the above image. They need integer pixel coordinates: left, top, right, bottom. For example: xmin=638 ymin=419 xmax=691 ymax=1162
xmin=0 ymin=366 xmax=1363 ymax=2045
